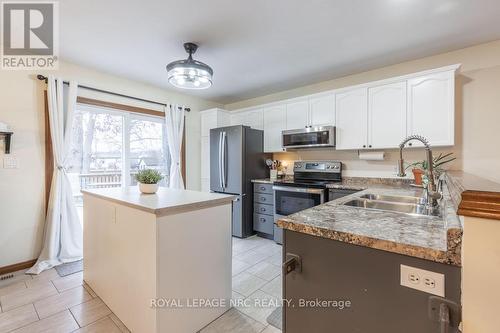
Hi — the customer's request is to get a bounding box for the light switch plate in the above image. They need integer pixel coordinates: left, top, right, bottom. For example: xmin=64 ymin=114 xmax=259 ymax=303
xmin=400 ymin=264 xmax=445 ymax=297
xmin=3 ymin=156 xmax=18 ymax=169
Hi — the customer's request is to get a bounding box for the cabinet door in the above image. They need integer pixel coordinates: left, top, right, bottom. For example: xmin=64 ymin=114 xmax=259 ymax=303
xmin=230 ymin=112 xmax=245 ymax=126
xmin=200 ymin=136 xmax=210 ymax=179
xmin=201 ymin=109 xmax=229 ymax=136
xmin=230 ymin=109 xmax=264 ymax=130
xmin=201 ymin=111 xmax=218 ymax=137
xmin=309 ymin=93 xmax=335 ymax=127
xmin=335 ymin=88 xmax=368 ymax=150
xmin=217 ymin=111 xmax=231 ymax=128
xmin=283 ymin=230 xmax=461 ymax=333
xmin=407 ymin=71 xmax=455 ymax=146
xmin=263 ymin=105 xmax=287 ymax=152
xmin=245 ymin=109 xmax=264 ymax=130
xmin=285 ymin=100 xmax=309 ymax=130
xmin=368 ymin=82 xmax=407 ymax=149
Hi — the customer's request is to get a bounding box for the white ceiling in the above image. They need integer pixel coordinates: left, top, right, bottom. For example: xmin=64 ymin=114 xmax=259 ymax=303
xmin=60 ymin=0 xmax=500 ymax=104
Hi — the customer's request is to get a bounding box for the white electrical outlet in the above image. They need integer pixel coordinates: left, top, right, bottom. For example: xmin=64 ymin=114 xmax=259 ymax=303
xmin=400 ymin=264 xmax=445 ymax=297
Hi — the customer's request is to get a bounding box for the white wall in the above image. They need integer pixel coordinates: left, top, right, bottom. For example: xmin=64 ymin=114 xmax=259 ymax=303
xmin=225 ymin=40 xmax=500 ymax=182
xmin=0 ymin=61 xmax=221 ymax=267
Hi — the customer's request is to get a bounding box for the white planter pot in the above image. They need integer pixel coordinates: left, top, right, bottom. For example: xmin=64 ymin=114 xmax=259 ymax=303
xmin=138 ymin=183 xmax=159 ymax=194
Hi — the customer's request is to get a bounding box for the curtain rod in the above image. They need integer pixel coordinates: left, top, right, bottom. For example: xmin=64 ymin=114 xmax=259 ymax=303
xmin=36 ymin=75 xmax=190 ymax=112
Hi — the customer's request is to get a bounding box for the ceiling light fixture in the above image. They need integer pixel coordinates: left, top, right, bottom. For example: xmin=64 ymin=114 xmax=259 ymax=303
xmin=166 ymin=42 xmax=213 ymax=90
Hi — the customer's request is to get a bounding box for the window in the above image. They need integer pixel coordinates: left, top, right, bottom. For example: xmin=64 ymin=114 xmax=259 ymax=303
xmin=128 ymin=116 xmax=170 ymax=187
xmin=66 ymin=104 xmax=171 ymax=213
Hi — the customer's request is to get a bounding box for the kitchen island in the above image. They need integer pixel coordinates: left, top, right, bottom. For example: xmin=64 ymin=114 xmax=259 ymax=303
xmin=82 ymin=187 xmax=235 ymax=333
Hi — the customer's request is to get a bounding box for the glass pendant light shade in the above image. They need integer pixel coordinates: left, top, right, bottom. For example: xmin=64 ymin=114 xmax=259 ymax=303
xmin=166 ymin=43 xmax=213 ymax=89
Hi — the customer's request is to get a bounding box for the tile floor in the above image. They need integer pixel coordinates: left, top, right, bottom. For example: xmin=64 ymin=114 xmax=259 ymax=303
xmin=0 ymin=235 xmax=282 ymax=333
xmin=201 ymin=236 xmax=283 ymax=333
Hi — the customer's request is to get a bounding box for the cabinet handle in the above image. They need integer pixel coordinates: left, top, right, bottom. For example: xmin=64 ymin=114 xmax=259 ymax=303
xmin=260 ymin=208 xmax=265 ymax=212
xmin=260 ymin=186 xmax=265 ymax=191
xmin=409 ymin=143 xmax=413 ymax=146
xmin=362 ymin=145 xmax=366 ymax=148
xmin=261 ymin=197 xmax=266 ymax=201
xmin=260 ymin=218 xmax=265 ymax=222
xmin=283 ymin=253 xmax=302 ymax=275
xmin=369 ymin=145 xmax=372 ymax=148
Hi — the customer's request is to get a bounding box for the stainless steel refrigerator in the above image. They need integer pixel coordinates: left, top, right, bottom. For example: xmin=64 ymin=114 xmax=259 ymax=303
xmin=210 ymin=125 xmax=269 ymax=238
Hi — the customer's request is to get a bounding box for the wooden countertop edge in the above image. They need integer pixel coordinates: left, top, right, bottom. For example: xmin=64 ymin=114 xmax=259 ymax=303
xmin=154 ymin=198 xmax=235 ymax=217
xmin=458 ymin=190 xmax=500 ymax=220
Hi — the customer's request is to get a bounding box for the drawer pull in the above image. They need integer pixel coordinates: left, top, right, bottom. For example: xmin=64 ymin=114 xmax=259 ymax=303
xmin=260 ymin=186 xmax=266 ymax=190
xmin=260 ymin=208 xmax=265 ymax=212
xmin=260 ymin=218 xmax=265 ymax=222
xmin=261 ymin=197 xmax=266 ymax=201
xmin=283 ymin=253 xmax=302 ymax=275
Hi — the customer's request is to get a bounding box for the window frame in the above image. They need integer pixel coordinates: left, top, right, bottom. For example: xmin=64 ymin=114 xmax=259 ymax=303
xmin=44 ymin=95 xmax=186 ymax=211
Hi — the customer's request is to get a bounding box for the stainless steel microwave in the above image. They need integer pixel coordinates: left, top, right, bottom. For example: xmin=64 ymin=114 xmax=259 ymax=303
xmin=281 ymin=126 xmax=336 ymax=149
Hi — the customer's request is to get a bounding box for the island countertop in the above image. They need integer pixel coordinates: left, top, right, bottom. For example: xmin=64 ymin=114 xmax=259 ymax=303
xmin=277 ymin=181 xmax=463 ymax=266
xmin=82 ymin=187 xmax=235 ymax=217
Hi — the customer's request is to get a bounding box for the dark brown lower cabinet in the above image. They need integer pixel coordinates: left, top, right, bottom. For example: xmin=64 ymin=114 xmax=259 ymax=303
xmin=283 ymin=230 xmax=461 ymax=333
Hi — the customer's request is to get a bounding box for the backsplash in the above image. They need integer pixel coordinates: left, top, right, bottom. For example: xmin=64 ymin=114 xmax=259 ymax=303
xmin=273 ymin=147 xmax=461 ymax=179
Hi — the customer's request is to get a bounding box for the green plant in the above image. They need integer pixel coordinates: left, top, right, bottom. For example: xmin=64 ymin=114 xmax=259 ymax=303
xmin=135 ymin=169 xmax=163 ymax=184
xmin=405 ymin=152 xmax=456 ymax=172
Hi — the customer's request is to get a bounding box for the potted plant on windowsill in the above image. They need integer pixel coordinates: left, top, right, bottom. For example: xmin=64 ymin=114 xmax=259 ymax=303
xmin=136 ymin=169 xmax=164 ymax=194
xmin=405 ymin=152 xmax=456 ymax=186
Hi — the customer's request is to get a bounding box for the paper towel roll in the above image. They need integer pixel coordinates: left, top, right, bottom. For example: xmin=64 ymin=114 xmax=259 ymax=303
xmin=358 ymin=151 xmax=385 ymax=161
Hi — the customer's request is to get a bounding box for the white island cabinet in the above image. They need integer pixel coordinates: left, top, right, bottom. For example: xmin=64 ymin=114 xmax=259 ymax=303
xmin=82 ymin=187 xmax=235 ymax=333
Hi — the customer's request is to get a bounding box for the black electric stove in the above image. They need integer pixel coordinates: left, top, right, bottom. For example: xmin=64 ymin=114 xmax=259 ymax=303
xmin=272 ymin=161 xmax=344 ymax=244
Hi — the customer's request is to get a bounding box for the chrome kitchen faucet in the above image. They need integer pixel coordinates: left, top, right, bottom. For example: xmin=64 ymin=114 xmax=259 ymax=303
xmin=397 ymin=135 xmax=442 ymax=207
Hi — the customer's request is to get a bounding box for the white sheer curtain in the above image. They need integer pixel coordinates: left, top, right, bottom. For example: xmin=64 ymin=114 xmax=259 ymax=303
xmin=28 ymin=76 xmax=82 ymax=274
xmin=164 ymin=104 xmax=185 ymax=189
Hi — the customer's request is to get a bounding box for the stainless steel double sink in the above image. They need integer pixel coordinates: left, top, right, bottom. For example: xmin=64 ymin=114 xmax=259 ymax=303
xmin=343 ymin=193 xmax=441 ymax=217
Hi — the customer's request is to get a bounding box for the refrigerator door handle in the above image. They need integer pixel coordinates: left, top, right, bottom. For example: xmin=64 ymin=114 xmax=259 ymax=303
xmin=221 ymin=131 xmax=227 ymax=189
xmin=218 ymin=132 xmax=223 ymax=189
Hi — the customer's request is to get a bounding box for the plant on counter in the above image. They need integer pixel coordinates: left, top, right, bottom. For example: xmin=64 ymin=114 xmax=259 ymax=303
xmin=135 ymin=169 xmax=164 ymax=194
xmin=405 ymin=152 xmax=456 ymax=185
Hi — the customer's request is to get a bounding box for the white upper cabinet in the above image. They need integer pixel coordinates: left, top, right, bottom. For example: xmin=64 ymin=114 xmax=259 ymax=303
xmin=245 ymin=109 xmax=264 ymax=130
xmin=230 ymin=109 xmax=264 ymax=130
xmin=263 ymin=104 xmax=287 ymax=152
xmin=227 ymin=65 xmax=458 ymax=153
xmin=285 ymin=100 xmax=309 ymax=130
xmin=309 ymin=93 xmax=335 ymax=127
xmin=335 ymin=88 xmax=368 ymax=150
xmin=229 ymin=112 xmax=246 ymax=127
xmin=407 ymin=71 xmax=455 ymax=146
xmin=200 ymin=108 xmax=230 ymax=137
xmin=368 ymin=82 xmax=407 ymax=149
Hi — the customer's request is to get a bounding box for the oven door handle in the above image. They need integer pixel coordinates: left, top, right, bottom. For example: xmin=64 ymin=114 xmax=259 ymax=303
xmin=272 ymin=186 xmax=325 ymax=194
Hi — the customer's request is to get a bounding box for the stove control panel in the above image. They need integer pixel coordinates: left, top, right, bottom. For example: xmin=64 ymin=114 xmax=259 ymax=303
xmin=294 ymin=161 xmax=342 ymax=173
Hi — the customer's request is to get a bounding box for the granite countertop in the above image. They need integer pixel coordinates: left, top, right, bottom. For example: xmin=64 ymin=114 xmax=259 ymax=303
xmin=277 ymin=179 xmax=463 ymax=266
xmin=82 ymin=187 xmax=235 ymax=217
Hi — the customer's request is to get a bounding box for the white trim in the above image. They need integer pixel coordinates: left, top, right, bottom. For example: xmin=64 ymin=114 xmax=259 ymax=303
xmin=122 ymin=114 xmax=131 ymax=187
